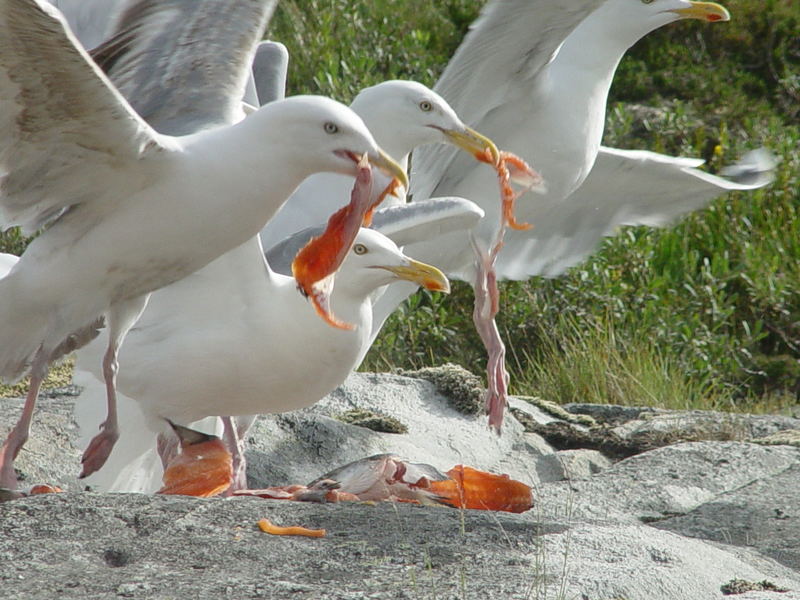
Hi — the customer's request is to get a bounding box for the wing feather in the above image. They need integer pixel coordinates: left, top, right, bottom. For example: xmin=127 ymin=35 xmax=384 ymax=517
xmin=90 ymin=0 xmax=278 ymax=134
xmin=0 ymin=0 xmax=166 ymax=233
xmin=497 ymin=146 xmax=777 ymax=279
xmin=411 ymin=0 xmax=603 ymax=201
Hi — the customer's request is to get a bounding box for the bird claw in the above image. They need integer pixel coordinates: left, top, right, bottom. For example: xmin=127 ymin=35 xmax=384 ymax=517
xmin=79 ymin=428 xmax=120 ymax=479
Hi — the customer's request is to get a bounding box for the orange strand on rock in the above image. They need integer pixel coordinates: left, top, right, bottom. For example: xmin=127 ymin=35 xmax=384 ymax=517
xmin=257 ymin=518 xmax=326 ymax=538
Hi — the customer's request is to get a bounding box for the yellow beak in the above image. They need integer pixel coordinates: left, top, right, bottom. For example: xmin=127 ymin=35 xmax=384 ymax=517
xmin=380 ymin=259 xmax=450 ymax=293
xmin=671 ymin=1 xmax=730 ymax=22
xmin=444 ymin=126 xmax=500 ymax=166
xmin=370 ymin=148 xmax=409 ymax=190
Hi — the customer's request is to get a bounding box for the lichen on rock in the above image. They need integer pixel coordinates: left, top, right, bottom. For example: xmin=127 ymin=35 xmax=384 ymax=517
xmin=399 ymin=363 xmax=484 ymax=415
xmin=335 ymin=408 xmax=408 ymax=434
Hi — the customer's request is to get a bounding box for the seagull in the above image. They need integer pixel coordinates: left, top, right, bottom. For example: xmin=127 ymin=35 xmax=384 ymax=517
xmin=46 ymin=0 xmax=124 ymax=49
xmin=0 ymin=0 xmax=406 ymax=492
xmin=74 ymin=226 xmax=450 ymax=493
xmin=72 ymin=197 xmax=483 ymax=495
xmin=372 ymin=0 xmax=774 ymax=431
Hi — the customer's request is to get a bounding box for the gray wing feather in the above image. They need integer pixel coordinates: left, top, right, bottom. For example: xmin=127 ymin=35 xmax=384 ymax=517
xmin=0 ymin=0 xmax=165 ymax=233
xmin=264 ymin=198 xmax=485 ymax=276
xmin=253 ymin=41 xmax=289 ymax=106
xmin=369 ymin=197 xmax=484 ymax=247
xmin=264 ymin=225 xmax=326 ymax=277
xmin=49 ymin=0 xmax=128 ymax=49
xmin=90 ymin=0 xmax=278 ymax=134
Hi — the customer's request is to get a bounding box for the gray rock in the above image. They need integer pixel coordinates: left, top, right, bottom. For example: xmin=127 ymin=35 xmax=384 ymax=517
xmin=753 ymin=429 xmax=800 ymax=448
xmin=654 ymin=461 xmax=800 ymax=571
xmin=4 ymin=373 xmax=800 ymax=598
xmin=1 ymin=493 xmax=798 ymax=600
xmin=245 ymin=372 xmax=550 ymax=488
xmin=566 ymin=402 xmax=800 ymax=441
xmin=536 ymin=441 xmax=800 ymax=571
xmin=565 ymin=402 xmax=658 ymax=423
xmin=536 ymin=448 xmax=612 ymax=482
xmin=0 ymin=395 xmax=83 ymax=491
xmin=510 ymin=396 xmax=593 ymax=428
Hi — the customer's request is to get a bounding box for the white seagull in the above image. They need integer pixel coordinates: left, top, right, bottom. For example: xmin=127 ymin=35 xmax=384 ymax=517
xmin=372 ymin=0 xmax=774 ymax=431
xmin=74 ymin=225 xmax=451 ymax=493
xmin=0 ymin=0 xmax=406 ymax=493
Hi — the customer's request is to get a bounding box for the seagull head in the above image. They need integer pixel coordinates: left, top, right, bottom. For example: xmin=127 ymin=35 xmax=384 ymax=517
xmin=351 ymin=80 xmax=499 ymax=165
xmin=662 ymin=0 xmax=730 ymax=23
xmin=335 ymin=228 xmax=450 ymax=298
xmin=256 ymin=96 xmax=408 ymax=190
xmin=596 ymin=0 xmax=729 ymax=41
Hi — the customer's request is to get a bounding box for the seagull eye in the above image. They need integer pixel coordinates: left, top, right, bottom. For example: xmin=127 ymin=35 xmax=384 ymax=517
xmin=353 ymin=243 xmax=368 ymax=255
xmin=419 ymin=100 xmax=433 ymax=112
xmin=324 ymin=122 xmax=339 ymax=134
xmin=641 ymin=0 xmax=654 ymax=4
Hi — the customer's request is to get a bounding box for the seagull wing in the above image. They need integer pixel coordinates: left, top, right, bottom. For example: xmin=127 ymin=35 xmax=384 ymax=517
xmin=90 ymin=0 xmax=278 ymax=134
xmin=369 ymin=197 xmax=485 ymax=248
xmin=497 ymin=146 xmax=778 ymax=279
xmin=0 ymin=0 xmax=167 ymax=234
xmin=252 ymin=41 xmax=289 ymax=106
xmin=0 ymin=253 xmax=18 ymax=278
xmin=264 ymin=198 xmax=485 ymax=277
xmin=49 ymin=0 xmax=128 ymax=49
xmin=411 ymin=0 xmax=603 ymax=200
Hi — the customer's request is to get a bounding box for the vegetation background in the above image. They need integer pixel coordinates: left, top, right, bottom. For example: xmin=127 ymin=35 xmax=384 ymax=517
xmin=2 ymin=0 xmax=798 ymax=413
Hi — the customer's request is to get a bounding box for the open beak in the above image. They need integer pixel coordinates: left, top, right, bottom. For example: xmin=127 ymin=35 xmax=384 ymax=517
xmin=369 ymin=148 xmax=409 ymax=190
xmin=670 ymin=1 xmax=730 ymax=22
xmin=443 ymin=126 xmax=500 ymax=166
xmin=380 ymin=259 xmax=450 ymax=293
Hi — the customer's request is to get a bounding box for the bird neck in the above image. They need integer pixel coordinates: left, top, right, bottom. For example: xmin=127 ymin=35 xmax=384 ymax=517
xmin=550 ymin=18 xmax=632 ymax=104
xmin=536 ymin=11 xmax=657 ymax=194
xmin=364 ymin=131 xmax=412 ymax=174
xmin=330 ymin=290 xmax=372 ymax=331
xmin=180 ymin=123 xmax=313 ymax=240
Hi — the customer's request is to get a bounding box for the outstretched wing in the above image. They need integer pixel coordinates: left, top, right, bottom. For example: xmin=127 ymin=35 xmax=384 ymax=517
xmin=0 ymin=0 xmax=166 ymax=233
xmin=497 ymin=146 xmax=777 ymax=279
xmin=264 ymin=198 xmax=484 ymax=276
xmin=90 ymin=0 xmax=278 ymax=134
xmin=49 ymin=0 xmax=127 ymax=49
xmin=411 ymin=0 xmax=603 ymax=201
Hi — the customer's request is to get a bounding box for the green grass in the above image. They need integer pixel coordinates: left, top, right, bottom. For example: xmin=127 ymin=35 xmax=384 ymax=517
xmin=2 ymin=0 xmax=798 ymax=412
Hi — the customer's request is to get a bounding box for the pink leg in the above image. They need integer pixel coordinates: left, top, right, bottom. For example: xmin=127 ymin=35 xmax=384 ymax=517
xmin=0 ymin=359 xmax=47 ymax=492
xmin=80 ymin=295 xmax=149 ymax=479
xmin=222 ymin=416 xmax=248 ymax=493
xmin=471 ymin=235 xmax=510 ymax=433
xmin=79 ymin=344 xmax=121 ymax=478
